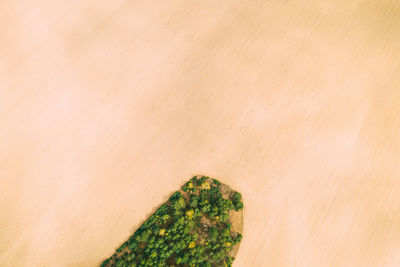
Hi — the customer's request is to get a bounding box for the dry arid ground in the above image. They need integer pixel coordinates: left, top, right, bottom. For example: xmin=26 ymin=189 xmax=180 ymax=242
xmin=1 ymin=0 xmax=400 ymax=266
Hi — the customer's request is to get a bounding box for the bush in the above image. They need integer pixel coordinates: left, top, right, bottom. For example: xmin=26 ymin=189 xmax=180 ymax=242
xmin=230 ymin=191 xmax=243 ymax=211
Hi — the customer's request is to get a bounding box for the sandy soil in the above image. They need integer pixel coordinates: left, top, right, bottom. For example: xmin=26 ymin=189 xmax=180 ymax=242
xmin=1 ymin=0 xmax=400 ymax=266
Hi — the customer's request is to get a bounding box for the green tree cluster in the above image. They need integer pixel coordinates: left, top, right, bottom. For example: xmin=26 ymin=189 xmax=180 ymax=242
xmin=101 ymin=176 xmax=244 ymax=267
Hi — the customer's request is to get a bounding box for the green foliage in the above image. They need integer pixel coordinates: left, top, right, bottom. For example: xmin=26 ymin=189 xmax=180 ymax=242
xmin=101 ymin=176 xmax=243 ymax=267
xmin=212 ymin=178 xmax=222 ymax=185
xmin=230 ymin=191 xmax=244 ymax=211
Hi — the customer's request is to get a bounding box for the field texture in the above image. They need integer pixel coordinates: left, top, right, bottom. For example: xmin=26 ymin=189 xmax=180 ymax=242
xmin=1 ymin=0 xmax=400 ymax=266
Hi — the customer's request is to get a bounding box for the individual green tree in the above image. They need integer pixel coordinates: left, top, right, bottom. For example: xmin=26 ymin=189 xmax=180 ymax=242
xmin=209 ymin=227 xmax=219 ymax=242
xmin=230 ymin=191 xmax=243 ymax=211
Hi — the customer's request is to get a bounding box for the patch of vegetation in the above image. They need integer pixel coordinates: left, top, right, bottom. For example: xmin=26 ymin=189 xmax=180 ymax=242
xmin=101 ymin=176 xmax=243 ymax=267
